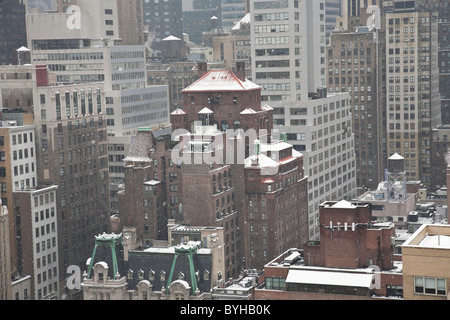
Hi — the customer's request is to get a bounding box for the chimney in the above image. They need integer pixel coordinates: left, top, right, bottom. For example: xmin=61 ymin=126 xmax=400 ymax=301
xmin=198 ymin=62 xmax=208 ymax=78
xmin=235 ymin=61 xmax=246 ymax=81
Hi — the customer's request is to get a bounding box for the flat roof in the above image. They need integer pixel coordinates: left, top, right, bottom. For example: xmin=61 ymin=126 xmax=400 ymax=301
xmin=286 ymin=269 xmax=374 ymax=288
xmin=418 ymin=235 xmax=450 ymax=249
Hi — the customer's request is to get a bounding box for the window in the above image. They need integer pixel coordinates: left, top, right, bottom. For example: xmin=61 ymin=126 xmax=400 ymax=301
xmin=414 ymin=277 xmax=446 ymax=296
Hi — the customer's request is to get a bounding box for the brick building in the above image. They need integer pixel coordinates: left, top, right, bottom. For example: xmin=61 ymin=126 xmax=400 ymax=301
xmin=304 ymin=200 xmax=395 ymax=270
xmin=252 ymin=200 xmax=403 ymax=300
xmin=117 ymin=64 xmax=309 ymax=278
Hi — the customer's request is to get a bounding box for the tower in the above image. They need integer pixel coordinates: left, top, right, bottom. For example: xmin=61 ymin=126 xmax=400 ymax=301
xmin=384 ymin=153 xmax=406 ymax=201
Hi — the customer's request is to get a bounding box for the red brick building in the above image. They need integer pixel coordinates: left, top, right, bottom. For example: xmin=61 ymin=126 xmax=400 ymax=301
xmin=304 ymin=200 xmax=395 ymax=271
xmin=117 ymin=64 xmax=309 ymax=278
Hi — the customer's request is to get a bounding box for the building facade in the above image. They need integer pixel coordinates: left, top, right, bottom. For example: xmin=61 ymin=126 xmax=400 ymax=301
xmin=271 ymin=93 xmax=357 ymax=241
xmin=327 ymin=29 xmax=385 ymax=190
xmin=0 ymin=121 xmax=38 ymax=278
xmin=250 ymin=0 xmax=326 ymax=103
xmin=118 ymin=65 xmax=309 ymax=277
xmin=143 ymin=0 xmax=183 ymax=60
xmin=13 ymin=185 xmax=60 ymax=300
xmin=33 ymin=79 xmax=110 ymax=298
xmin=402 ymin=224 xmax=450 ymax=300
xmin=384 ymin=4 xmax=440 ymax=186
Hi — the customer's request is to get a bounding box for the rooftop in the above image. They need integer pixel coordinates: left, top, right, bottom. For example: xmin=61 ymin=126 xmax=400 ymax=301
xmin=402 ymin=224 xmax=450 ymax=249
xmin=182 ymin=69 xmax=260 ymax=93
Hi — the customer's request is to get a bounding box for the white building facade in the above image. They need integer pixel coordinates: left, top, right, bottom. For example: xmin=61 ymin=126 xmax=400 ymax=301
xmin=29 ymin=186 xmax=59 ymax=300
xmin=250 ymin=0 xmax=326 ymax=102
xmin=272 ymin=92 xmax=357 ymax=241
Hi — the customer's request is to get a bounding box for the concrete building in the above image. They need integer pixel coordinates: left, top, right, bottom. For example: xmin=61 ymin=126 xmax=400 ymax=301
xmin=147 ymin=62 xmax=199 ymax=113
xmin=221 ymin=0 xmax=247 ymax=32
xmin=51 ymin=0 xmax=144 ymax=46
xmin=272 ymin=93 xmax=357 ymax=241
xmin=402 ymin=224 xmax=450 ymax=300
xmin=250 ymin=0 xmax=326 ymax=103
xmin=0 ymin=64 xmax=37 ymax=114
xmin=431 ymin=124 xmax=450 ymax=191
xmin=0 ymin=120 xmax=37 ymax=277
xmin=26 ymin=6 xmax=170 ymax=215
xmin=328 ymin=27 xmax=385 ymax=190
xmin=384 ymin=2 xmax=441 ymax=187
xmin=13 ymin=185 xmax=60 ymax=300
xmin=249 ymin=0 xmax=356 ymax=241
xmin=211 ymin=13 xmax=251 ymax=77
xmin=33 ymin=77 xmax=110 ymax=298
xmin=325 ymin=0 xmax=343 ymax=44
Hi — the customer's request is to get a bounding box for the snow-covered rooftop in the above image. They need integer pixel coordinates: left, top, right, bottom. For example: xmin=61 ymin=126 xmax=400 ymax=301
xmin=240 ymin=108 xmax=257 ymax=114
xmin=244 ymin=154 xmax=279 ymax=169
xmin=389 ymin=152 xmax=404 ymax=160
xmin=418 ymin=235 xmax=450 ymax=249
xmin=286 ymin=269 xmax=374 ymax=289
xmin=332 ymin=200 xmax=357 ymax=209
xmin=182 ymin=69 xmax=260 ymax=93
xmin=162 ymin=35 xmax=181 ymax=41
xmin=232 ymin=13 xmax=250 ymax=31
xmin=198 ymin=107 xmax=213 ymax=114
xmin=171 ymin=108 xmax=186 ymax=115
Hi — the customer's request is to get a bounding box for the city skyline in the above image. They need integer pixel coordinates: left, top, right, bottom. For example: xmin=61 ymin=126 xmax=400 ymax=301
xmin=0 ymin=0 xmax=449 ymax=304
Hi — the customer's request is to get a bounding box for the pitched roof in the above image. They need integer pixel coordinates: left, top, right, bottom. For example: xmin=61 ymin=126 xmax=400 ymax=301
xmin=182 ymin=69 xmax=260 ymax=93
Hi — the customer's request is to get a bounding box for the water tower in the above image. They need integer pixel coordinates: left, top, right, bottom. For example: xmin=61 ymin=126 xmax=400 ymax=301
xmin=384 ymin=153 xmax=406 ymax=201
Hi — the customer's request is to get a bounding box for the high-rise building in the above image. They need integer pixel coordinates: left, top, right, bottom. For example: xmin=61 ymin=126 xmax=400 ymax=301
xmin=212 ymin=13 xmax=251 ymax=76
xmin=118 ymin=64 xmax=309 ymax=275
xmin=143 ymin=0 xmax=183 ymax=60
xmin=33 ymin=76 xmax=111 ymax=298
xmin=419 ymin=1 xmax=450 ymax=126
xmin=250 ymin=0 xmax=357 ymax=241
xmin=250 ymin=0 xmax=326 ymax=103
xmin=327 ymin=27 xmax=385 ymax=190
xmin=26 ymin=4 xmax=170 ymax=215
xmin=13 ymin=185 xmax=60 ymax=300
xmin=53 ymin=0 xmax=145 ymax=46
xmin=0 ymin=0 xmax=27 ymax=66
xmin=0 ymin=120 xmax=37 ymax=277
xmin=221 ymin=0 xmax=247 ymax=32
xmin=182 ymin=0 xmax=222 ymax=45
xmin=325 ymin=0 xmax=343 ymax=44
xmin=271 ymin=93 xmax=357 ymax=241
xmin=384 ymin=2 xmax=440 ymax=186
